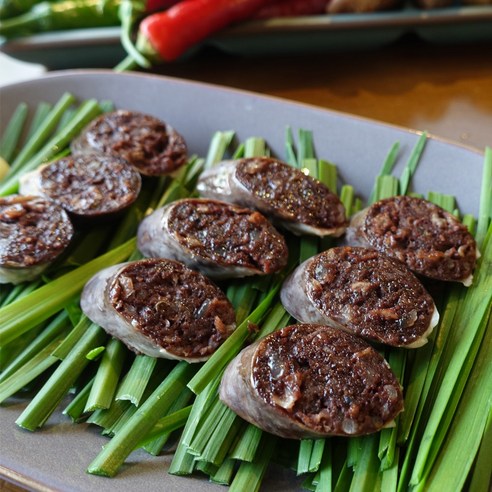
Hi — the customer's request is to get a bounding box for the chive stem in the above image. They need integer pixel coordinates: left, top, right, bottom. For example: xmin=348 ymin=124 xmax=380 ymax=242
xmin=0 ymin=310 xmax=70 ymax=383
xmin=476 ymin=146 xmax=492 ymax=246
xmin=0 ymin=337 xmax=62 ymax=403
xmin=0 ymin=102 xmax=28 ymax=164
xmin=0 ymin=98 xmax=103 ymax=196
xmin=137 ymin=405 xmax=193 ymax=448
xmin=84 ymin=338 xmax=126 ymax=412
xmin=229 ymin=434 xmax=276 ymax=492
xmin=87 ymin=361 xmax=196 ymax=477
xmin=0 ymin=238 xmax=136 ymax=345
xmin=63 ymin=376 xmax=95 ymax=422
xmin=9 ymin=92 xmax=75 ymax=173
xmin=399 ymin=132 xmax=427 ymax=196
xmin=115 ymin=354 xmax=157 ymax=406
xmin=15 ymin=323 xmax=106 ymax=431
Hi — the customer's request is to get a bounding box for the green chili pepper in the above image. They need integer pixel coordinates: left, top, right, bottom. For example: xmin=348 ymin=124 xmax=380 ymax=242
xmin=0 ymin=0 xmax=121 ymax=38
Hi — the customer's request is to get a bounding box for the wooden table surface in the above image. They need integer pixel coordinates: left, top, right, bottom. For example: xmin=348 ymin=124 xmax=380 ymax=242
xmin=152 ymin=34 xmax=492 ymax=151
xmin=1 ymin=33 xmax=491 ymax=492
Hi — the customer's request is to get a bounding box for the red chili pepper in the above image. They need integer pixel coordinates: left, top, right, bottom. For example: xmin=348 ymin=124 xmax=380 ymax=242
xmin=144 ymin=0 xmax=179 ymax=13
xmin=139 ymin=0 xmax=270 ymax=62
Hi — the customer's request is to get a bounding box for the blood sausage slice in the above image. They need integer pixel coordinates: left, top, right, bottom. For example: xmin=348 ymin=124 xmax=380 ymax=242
xmin=281 ymin=246 xmax=439 ymax=348
xmin=137 ymin=198 xmax=288 ymax=279
xmin=345 ymin=195 xmax=478 ymax=285
xmin=220 ymin=323 xmax=404 ymax=439
xmin=196 ymin=157 xmax=347 ymax=237
xmin=19 ymin=154 xmax=141 ymax=220
xmin=71 ymin=110 xmax=188 ymax=176
xmin=0 ymin=195 xmax=73 ymax=284
xmin=81 ymin=258 xmax=236 ymax=362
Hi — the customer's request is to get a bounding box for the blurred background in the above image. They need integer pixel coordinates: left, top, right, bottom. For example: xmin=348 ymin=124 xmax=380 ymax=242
xmin=1 ymin=1 xmax=491 ymax=150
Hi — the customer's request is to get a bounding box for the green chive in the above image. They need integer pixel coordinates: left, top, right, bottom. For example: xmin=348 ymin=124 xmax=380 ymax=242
xmin=315 ymin=443 xmax=333 ymax=492
xmin=0 ymin=238 xmax=136 ymax=345
xmin=26 ymin=102 xmax=52 ymax=140
xmin=340 ymin=185 xmax=355 ymax=218
xmin=399 ymin=132 xmax=427 ymax=196
xmin=142 ymin=388 xmax=194 ymax=455
xmin=87 ymin=399 xmax=133 ymax=431
xmin=476 ymin=146 xmax=492 ymax=246
xmin=244 ymin=136 xmax=267 ymax=158
xmin=204 ymin=130 xmax=235 ymax=169
xmin=84 ymin=338 xmax=126 ymax=412
xmin=137 ymin=405 xmax=193 ymax=449
xmin=210 ymin=458 xmax=236 ymax=485
xmin=15 ymin=323 xmax=106 ymax=431
xmin=229 ymin=434 xmax=276 ymax=492
xmin=298 ymin=129 xmax=315 ymax=161
xmin=415 ymin=307 xmax=492 ymax=491
xmin=318 ymin=160 xmax=338 ymax=194
xmin=380 ymin=448 xmax=399 ymax=492
xmin=348 ymin=435 xmax=380 ymax=492
xmin=285 ymin=126 xmax=298 ymax=167
xmin=9 ymin=93 xmax=75 ymax=173
xmin=115 ymin=355 xmax=157 ymax=406
xmin=468 ymin=407 xmax=492 ymax=492
xmin=63 ymin=376 xmax=95 ymax=422
xmin=0 ymin=337 xmax=62 ymax=403
xmin=87 ymin=361 xmax=196 ymax=477
xmin=229 ymin=423 xmax=262 ymax=462
xmin=0 ymin=102 xmax=28 ymax=163
xmin=409 ymin=227 xmax=492 ymax=486
xmin=0 ymin=98 xmax=103 ymax=196
xmin=86 ymin=347 xmax=105 ymax=360
xmin=0 ymin=310 xmax=70 ymax=383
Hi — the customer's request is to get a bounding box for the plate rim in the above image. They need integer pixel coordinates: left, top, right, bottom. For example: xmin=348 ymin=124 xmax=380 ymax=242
xmin=0 ymin=68 xmax=485 ymax=157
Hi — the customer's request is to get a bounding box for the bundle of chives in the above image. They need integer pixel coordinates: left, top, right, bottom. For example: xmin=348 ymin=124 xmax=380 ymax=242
xmin=0 ymin=238 xmax=136 ymax=345
xmin=87 ymin=361 xmax=197 ymax=477
xmin=15 ymin=323 xmax=107 ymax=431
xmin=0 ymin=97 xmax=104 ymax=195
xmin=1 ymin=93 xmax=490 ymax=492
xmin=0 ymin=311 xmax=70 ymax=383
xmin=8 ymin=92 xmax=76 ymax=174
xmin=143 ymin=387 xmax=194 ymax=455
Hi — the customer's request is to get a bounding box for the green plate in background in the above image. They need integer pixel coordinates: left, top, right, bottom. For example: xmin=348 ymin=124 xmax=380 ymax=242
xmin=0 ymin=4 xmax=491 ymax=69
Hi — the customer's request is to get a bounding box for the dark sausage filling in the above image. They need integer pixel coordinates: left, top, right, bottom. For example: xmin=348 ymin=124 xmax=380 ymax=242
xmin=235 ymin=158 xmax=347 ymax=229
xmin=252 ymin=324 xmax=403 ymax=435
xmin=305 ymin=247 xmax=435 ymax=346
xmin=363 ymin=195 xmax=477 ymax=282
xmin=39 ymin=154 xmax=141 ymax=216
xmin=167 ymin=199 xmax=288 ymax=273
xmin=107 ymin=259 xmax=236 ymax=358
xmin=0 ymin=195 xmax=73 ymax=268
xmin=72 ymin=110 xmax=188 ymax=176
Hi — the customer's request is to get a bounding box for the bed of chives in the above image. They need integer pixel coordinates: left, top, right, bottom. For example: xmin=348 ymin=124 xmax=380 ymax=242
xmin=0 ymin=94 xmax=491 ymax=492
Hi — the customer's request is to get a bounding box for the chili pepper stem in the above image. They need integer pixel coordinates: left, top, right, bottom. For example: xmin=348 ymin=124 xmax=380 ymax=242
xmin=115 ymin=32 xmax=159 ymax=71
xmin=114 ymin=55 xmax=139 ymax=72
xmin=0 ymin=6 xmax=43 ymax=36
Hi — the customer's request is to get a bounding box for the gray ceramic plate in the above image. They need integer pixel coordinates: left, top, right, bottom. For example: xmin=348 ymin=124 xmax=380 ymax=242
xmin=1 ymin=4 xmax=492 ymax=69
xmin=0 ymin=70 xmax=485 ymax=491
